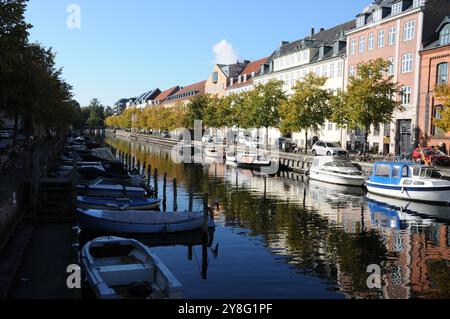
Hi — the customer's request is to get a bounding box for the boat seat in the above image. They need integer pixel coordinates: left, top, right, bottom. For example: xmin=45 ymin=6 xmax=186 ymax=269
xmin=98 ymin=264 xmax=154 ymax=286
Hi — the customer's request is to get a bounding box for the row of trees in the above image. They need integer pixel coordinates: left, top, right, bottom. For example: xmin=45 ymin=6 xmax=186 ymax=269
xmin=0 ymin=0 xmax=80 ymax=143
xmin=106 ymin=59 xmax=406 ymax=154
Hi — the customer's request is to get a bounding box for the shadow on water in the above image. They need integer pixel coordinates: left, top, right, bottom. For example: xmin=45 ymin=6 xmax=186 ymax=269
xmin=101 ymin=133 xmax=450 ymax=299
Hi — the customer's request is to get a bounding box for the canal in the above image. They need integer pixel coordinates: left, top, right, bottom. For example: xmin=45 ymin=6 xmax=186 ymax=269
xmin=101 ymin=134 xmax=450 ymax=299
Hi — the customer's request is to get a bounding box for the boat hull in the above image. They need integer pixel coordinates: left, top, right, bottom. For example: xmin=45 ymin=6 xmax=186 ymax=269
xmin=309 ymin=170 xmax=365 ymax=186
xmin=77 ymin=197 xmax=161 ymax=211
xmin=77 ymin=209 xmax=215 ymax=234
xmin=367 ymin=182 xmax=450 ymax=204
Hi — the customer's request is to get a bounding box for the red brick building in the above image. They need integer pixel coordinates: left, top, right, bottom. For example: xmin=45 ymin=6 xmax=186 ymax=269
xmin=418 ymin=16 xmax=450 ymax=149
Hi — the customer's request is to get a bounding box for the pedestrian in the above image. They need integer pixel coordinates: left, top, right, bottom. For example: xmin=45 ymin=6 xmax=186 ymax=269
xmin=439 ymin=142 xmax=448 ymax=155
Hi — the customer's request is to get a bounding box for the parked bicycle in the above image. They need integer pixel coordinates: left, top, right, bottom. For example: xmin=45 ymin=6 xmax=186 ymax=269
xmin=352 ymin=150 xmax=375 ymax=163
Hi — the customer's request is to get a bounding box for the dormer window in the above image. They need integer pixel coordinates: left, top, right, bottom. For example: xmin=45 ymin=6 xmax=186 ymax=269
xmin=251 ymin=71 xmax=256 ymax=78
xmin=440 ymin=24 xmax=450 ymax=46
xmin=238 ymin=75 xmax=242 ymax=84
xmin=356 ymin=15 xmax=366 ymax=28
xmin=373 ymin=9 xmax=382 ymax=22
xmin=243 ymin=74 xmax=247 ymax=82
xmin=392 ymin=2 xmax=402 ymax=15
xmin=413 ymin=0 xmax=424 ymax=8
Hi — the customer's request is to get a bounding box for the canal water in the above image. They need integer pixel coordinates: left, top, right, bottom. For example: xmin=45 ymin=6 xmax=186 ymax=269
xmin=98 ymin=134 xmax=450 ymax=299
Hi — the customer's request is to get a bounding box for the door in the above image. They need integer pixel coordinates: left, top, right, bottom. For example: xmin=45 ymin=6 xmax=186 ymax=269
xmin=396 ymin=120 xmax=412 ymax=156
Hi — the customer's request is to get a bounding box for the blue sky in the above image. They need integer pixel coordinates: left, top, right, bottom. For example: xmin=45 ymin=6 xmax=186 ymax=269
xmin=25 ymin=0 xmax=369 ymax=107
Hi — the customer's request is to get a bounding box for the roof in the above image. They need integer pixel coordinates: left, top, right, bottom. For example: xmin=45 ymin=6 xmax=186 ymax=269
xmin=165 ymin=80 xmax=206 ymax=102
xmin=226 ymin=57 xmax=270 ymax=90
xmin=271 ymin=20 xmax=354 ymax=59
xmin=436 ymin=16 xmax=450 ymax=33
xmin=422 ymin=16 xmax=450 ymax=51
xmin=154 ymin=86 xmax=180 ymax=102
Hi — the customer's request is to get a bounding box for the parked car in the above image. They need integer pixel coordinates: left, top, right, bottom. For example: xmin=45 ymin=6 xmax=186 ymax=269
xmin=312 ymin=141 xmax=348 ymax=157
xmin=202 ymin=134 xmax=216 ymax=143
xmin=161 ymin=131 xmax=170 ymax=138
xmin=412 ymin=147 xmax=450 ymax=166
xmin=0 ymin=130 xmax=13 ymax=139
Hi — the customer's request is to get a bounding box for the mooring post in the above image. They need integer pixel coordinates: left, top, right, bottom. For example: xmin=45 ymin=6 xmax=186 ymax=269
xmin=142 ymin=161 xmax=146 ymax=175
xmin=154 ymin=168 xmax=158 ymax=196
xmin=137 ymin=159 xmax=141 ymax=173
xmin=188 ymin=246 xmax=193 ymax=261
xmin=173 ymin=178 xmax=178 ymax=212
xmin=188 ymin=190 xmax=193 ymax=212
xmin=132 ymin=156 xmax=135 ymax=170
xmin=147 ymin=165 xmax=151 ymax=188
xmin=163 ymin=173 xmax=167 ymax=210
xmin=202 ymin=193 xmax=209 ymax=234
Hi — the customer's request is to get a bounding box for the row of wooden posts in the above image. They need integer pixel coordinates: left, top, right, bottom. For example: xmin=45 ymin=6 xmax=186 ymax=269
xmin=114 ymin=148 xmax=210 ymax=234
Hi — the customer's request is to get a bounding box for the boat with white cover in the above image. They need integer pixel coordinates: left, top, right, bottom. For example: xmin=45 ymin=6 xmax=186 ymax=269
xmin=77 ymin=209 xmax=215 ymax=234
xmin=81 ymin=236 xmax=183 ymax=299
xmin=308 ymin=156 xmax=366 ymax=186
xmin=367 ymin=162 xmax=450 ymax=204
xmin=77 ymin=196 xmax=161 ymax=211
xmin=77 ymin=182 xmax=148 ymax=198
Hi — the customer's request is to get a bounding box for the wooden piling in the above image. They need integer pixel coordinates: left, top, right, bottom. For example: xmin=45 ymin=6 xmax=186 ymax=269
xmin=173 ymin=178 xmax=178 ymax=212
xmin=202 ymin=193 xmax=209 ymax=234
xmin=188 ymin=190 xmax=193 ymax=212
xmin=163 ymin=173 xmax=167 ymax=209
xmin=154 ymin=168 xmax=158 ymax=196
xmin=147 ymin=165 xmax=152 ymax=188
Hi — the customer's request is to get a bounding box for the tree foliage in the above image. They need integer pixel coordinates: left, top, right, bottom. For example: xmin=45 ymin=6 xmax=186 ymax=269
xmin=433 ymin=83 xmax=450 ymax=132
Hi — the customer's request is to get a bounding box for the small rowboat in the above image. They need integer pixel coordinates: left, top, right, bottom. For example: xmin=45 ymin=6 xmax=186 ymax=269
xmin=77 ymin=209 xmax=215 ymax=234
xmin=81 ymin=236 xmax=183 ymax=299
xmin=77 ymin=196 xmax=161 ymax=211
xmin=236 ymin=153 xmax=271 ymax=170
xmin=77 ymin=183 xmax=148 ymax=198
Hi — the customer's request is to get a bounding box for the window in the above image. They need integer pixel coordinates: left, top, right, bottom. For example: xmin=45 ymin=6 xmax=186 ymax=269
xmin=368 ymin=33 xmax=374 ymax=50
xmin=440 ymin=25 xmax=450 ymax=46
xmin=378 ymin=30 xmax=385 ymax=48
xmin=392 ymin=2 xmax=402 ymax=15
xmin=323 ymin=65 xmax=329 ymax=78
xmin=434 ymin=106 xmax=444 ymax=135
xmin=328 ymin=123 xmax=333 ymax=131
xmin=316 ymin=66 xmax=322 ymax=76
xmin=389 ymin=27 xmax=396 ymax=45
xmin=359 ymin=36 xmax=365 ymax=53
xmin=403 ymin=21 xmax=415 ymax=41
xmin=413 ymin=0 xmax=424 ymax=8
xmin=401 ymin=86 xmax=412 ymax=105
xmin=357 ymin=16 xmax=365 ymax=28
xmin=350 ymin=66 xmax=356 ymax=77
xmin=402 ymin=53 xmax=413 ymax=73
xmin=388 ymin=57 xmax=395 ymax=75
xmin=337 ymin=61 xmax=343 ymax=77
xmin=373 ymin=10 xmax=382 ymax=23
xmin=330 ymin=63 xmax=335 ymax=78
xmin=351 ymin=39 xmax=356 ymax=54
xmin=375 ymin=165 xmax=391 ymax=177
xmin=437 ymin=63 xmax=448 ymax=84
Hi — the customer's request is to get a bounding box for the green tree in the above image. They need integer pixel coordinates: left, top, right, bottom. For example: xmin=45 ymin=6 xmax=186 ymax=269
xmin=184 ymin=95 xmax=209 ymax=130
xmin=247 ymin=80 xmax=286 ymax=148
xmin=335 ymin=59 xmax=402 ymax=154
xmin=280 ymin=73 xmax=331 ymax=154
xmin=433 ymin=83 xmax=450 ymax=132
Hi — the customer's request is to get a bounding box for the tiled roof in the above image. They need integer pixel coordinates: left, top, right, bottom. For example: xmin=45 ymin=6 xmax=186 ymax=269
xmin=165 ymin=80 xmax=206 ymax=102
xmin=155 ymin=86 xmax=180 ymax=102
xmin=226 ymin=57 xmax=270 ymax=90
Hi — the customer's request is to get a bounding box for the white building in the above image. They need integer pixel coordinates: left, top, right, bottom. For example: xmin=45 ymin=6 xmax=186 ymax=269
xmin=253 ymin=22 xmax=355 ymax=149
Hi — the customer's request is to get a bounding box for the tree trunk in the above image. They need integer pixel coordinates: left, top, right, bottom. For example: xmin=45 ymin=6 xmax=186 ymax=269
xmin=363 ymin=125 xmax=369 ymax=156
xmin=265 ymin=127 xmax=269 ymax=150
xmin=305 ymin=130 xmax=308 ymax=155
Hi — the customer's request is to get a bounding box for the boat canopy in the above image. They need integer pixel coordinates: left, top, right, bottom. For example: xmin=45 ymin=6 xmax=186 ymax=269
xmin=371 ymin=162 xmax=437 ymax=184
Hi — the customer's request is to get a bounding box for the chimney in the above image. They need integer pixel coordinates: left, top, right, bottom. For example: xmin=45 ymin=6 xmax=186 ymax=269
xmin=243 ymin=74 xmax=247 ymax=82
xmin=320 ymin=27 xmax=325 ymax=32
xmin=230 ymin=78 xmax=234 ymax=86
xmin=311 ymin=28 xmax=315 ymax=37
xmin=281 ymin=41 xmax=290 ymax=46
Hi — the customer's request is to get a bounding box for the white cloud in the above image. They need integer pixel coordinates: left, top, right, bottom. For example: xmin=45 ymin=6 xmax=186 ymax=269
xmin=213 ymin=39 xmax=239 ymax=65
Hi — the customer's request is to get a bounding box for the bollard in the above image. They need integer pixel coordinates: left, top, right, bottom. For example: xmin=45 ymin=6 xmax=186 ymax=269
xmin=188 ymin=190 xmax=193 ymax=212
xmin=147 ymin=165 xmax=151 ymax=188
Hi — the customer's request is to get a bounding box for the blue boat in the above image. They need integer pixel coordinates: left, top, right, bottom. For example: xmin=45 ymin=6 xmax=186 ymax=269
xmin=77 ymin=196 xmax=161 ymax=211
xmin=367 ymin=162 xmax=450 ymax=205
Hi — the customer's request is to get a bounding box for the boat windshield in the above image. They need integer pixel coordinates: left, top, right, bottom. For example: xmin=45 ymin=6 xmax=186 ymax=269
xmin=323 ymin=160 xmax=355 ymax=168
xmin=411 ymin=167 xmax=434 ymax=178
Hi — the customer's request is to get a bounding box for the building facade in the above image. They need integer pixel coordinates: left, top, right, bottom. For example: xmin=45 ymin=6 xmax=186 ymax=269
xmin=253 ymin=22 xmax=354 ymax=148
xmin=162 ymin=80 xmax=206 ymax=108
xmin=225 ymin=57 xmax=269 ymax=96
xmin=346 ymin=0 xmax=450 ymax=155
xmin=418 ymin=16 xmax=450 ymax=149
xmin=205 ymin=62 xmax=249 ymax=98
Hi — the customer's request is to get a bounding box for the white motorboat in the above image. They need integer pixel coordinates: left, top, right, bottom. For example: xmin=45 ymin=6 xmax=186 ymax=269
xmin=367 ymin=162 xmax=450 ymax=205
xmin=236 ymin=153 xmax=271 ymax=170
xmin=225 ymin=152 xmax=237 ymax=163
xmin=204 ymin=148 xmax=224 ymax=159
xmin=77 ymin=209 xmax=215 ymax=234
xmin=308 ymin=156 xmax=366 ymax=186
xmin=81 ymin=236 xmax=183 ymax=299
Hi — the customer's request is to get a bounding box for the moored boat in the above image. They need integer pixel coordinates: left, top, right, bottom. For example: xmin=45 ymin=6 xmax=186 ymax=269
xmin=77 ymin=183 xmax=148 ymax=198
xmin=367 ymin=161 xmax=450 ymax=204
xmin=77 ymin=196 xmax=161 ymax=211
xmin=77 ymin=209 xmax=215 ymax=234
xmin=307 ymin=156 xmax=366 ymax=186
xmin=81 ymin=236 xmax=183 ymax=299
xmin=204 ymin=148 xmax=224 ymax=159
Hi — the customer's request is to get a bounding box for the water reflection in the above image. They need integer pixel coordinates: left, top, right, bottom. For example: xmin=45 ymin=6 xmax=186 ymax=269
xmin=104 ymin=134 xmax=450 ymax=299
